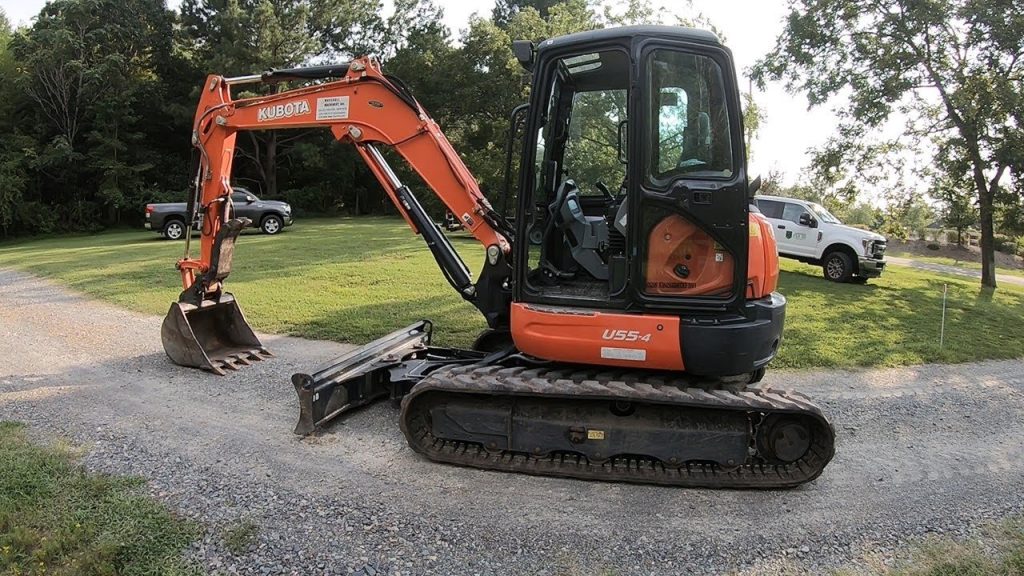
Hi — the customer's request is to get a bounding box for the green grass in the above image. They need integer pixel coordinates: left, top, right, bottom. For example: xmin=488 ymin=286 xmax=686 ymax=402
xmin=0 ymin=421 xmax=200 ymax=575
xmin=889 ymin=250 xmax=1024 ymax=279
xmin=837 ymin=518 xmax=1024 ymax=575
xmin=1 ymin=216 xmax=1023 ymax=369
xmin=773 ymin=258 xmax=1024 ymax=368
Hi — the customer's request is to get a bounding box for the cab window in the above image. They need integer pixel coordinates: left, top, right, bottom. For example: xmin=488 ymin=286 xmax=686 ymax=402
xmin=646 ymin=49 xmax=734 ymax=184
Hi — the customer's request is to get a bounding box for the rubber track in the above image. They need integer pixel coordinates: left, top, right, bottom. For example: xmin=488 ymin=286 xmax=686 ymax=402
xmin=399 ymin=364 xmax=836 ymax=489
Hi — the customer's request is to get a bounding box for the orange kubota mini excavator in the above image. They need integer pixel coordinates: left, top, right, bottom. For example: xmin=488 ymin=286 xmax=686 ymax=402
xmin=162 ymin=26 xmax=835 ymax=488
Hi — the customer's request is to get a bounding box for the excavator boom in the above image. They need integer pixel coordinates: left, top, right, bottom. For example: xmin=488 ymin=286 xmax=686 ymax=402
xmin=162 ymin=57 xmax=515 ymax=373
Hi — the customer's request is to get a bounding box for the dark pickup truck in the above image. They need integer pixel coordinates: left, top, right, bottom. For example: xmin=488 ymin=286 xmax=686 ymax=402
xmin=145 ymin=187 xmax=293 ymax=239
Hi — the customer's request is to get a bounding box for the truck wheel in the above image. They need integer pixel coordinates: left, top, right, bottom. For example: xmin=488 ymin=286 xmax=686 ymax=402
xmin=823 ymin=251 xmax=853 ymax=283
xmin=261 ymin=214 xmax=283 ymax=235
xmin=163 ymin=220 xmax=185 ymax=240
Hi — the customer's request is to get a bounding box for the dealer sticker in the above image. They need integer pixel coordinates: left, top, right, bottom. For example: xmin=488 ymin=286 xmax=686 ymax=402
xmin=316 ymin=96 xmax=349 ymax=120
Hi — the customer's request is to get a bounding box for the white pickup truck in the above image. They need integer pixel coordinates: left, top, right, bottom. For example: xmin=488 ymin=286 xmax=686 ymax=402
xmin=752 ymin=195 xmax=887 ymax=283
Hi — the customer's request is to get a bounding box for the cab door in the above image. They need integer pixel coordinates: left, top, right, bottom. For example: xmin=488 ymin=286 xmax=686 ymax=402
xmin=631 ymin=42 xmax=749 ymax=308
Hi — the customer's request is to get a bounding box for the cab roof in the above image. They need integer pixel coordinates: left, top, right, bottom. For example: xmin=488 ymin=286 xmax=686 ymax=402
xmin=538 ymin=25 xmax=722 ymax=53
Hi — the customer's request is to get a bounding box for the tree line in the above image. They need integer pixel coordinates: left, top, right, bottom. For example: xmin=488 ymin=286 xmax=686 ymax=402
xmin=0 ymin=0 xmax=1020 ymax=288
xmin=0 ymin=0 xmax=660 ymax=237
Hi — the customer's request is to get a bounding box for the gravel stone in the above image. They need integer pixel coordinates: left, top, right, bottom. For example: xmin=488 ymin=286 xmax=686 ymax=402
xmin=1 ymin=268 xmax=1023 ymax=575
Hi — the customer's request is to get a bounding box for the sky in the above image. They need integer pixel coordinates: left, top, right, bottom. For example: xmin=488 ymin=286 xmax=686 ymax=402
xmin=0 ymin=0 xmax=839 ymax=185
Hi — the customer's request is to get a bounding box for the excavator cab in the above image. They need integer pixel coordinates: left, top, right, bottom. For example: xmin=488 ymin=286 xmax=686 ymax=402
xmin=509 ymin=27 xmax=783 ymax=375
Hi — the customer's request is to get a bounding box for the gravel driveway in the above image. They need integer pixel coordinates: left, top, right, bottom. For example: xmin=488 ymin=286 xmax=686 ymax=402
xmin=1 ymin=268 xmax=1023 ymax=575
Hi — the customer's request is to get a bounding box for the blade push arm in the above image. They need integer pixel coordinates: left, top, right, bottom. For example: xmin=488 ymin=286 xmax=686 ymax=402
xmin=179 ymin=57 xmax=513 ymax=323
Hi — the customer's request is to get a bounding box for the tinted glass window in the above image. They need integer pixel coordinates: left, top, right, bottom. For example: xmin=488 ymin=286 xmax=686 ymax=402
xmin=782 ymin=203 xmax=806 ymax=223
xmin=646 ymin=49 xmax=734 ymax=183
xmin=565 ymin=88 xmax=627 ymax=195
xmin=756 ymin=199 xmax=784 ymax=219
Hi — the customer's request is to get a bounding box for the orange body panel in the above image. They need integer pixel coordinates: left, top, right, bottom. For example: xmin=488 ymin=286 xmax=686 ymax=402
xmin=747 ymin=213 xmax=779 ymax=298
xmin=511 ymin=303 xmax=685 ymax=371
xmin=644 ymin=214 xmax=734 ymax=297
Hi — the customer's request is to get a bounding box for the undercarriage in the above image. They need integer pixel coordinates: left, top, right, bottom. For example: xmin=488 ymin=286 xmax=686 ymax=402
xmin=293 ymin=322 xmax=835 ymax=489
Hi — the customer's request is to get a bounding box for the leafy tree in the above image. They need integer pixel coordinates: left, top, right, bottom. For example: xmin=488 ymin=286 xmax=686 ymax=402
xmin=11 ymin=0 xmax=179 ymax=229
xmin=753 ymin=0 xmax=1024 ymax=288
xmin=879 ymin=189 xmax=936 ymax=241
xmin=756 ymin=169 xmax=784 ymax=195
xmin=0 ymin=9 xmax=25 ymax=237
xmin=742 ymin=91 xmax=765 ymax=162
xmin=931 ymin=173 xmax=977 ymax=246
xmin=492 ymin=0 xmax=564 ymax=28
xmin=179 ymin=0 xmax=382 ymax=198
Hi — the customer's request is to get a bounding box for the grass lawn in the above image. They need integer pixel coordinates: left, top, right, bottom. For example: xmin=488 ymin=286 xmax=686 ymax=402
xmin=1 ymin=216 xmax=1023 ymax=369
xmin=0 ymin=422 xmax=199 ymax=575
xmin=889 ymin=250 xmax=1024 ymax=279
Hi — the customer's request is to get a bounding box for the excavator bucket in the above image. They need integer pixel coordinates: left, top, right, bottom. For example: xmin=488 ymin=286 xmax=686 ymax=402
xmin=161 ymin=217 xmax=269 ymax=375
xmin=161 ymin=293 xmax=270 ymax=375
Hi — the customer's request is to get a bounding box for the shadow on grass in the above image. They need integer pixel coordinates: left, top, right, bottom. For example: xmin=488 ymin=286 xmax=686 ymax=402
xmin=279 ymin=293 xmax=487 ymax=348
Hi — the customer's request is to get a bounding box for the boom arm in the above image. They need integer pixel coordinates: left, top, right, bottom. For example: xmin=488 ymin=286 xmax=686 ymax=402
xmin=178 ymin=57 xmax=514 ymax=325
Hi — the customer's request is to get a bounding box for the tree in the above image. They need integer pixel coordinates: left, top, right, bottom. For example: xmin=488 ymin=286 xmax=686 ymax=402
xmin=11 ymin=0 xmax=180 ymax=229
xmin=879 ymin=189 xmax=936 ymax=241
xmin=742 ymin=90 xmax=766 ymax=162
xmin=179 ymin=0 xmax=382 ymax=198
xmin=492 ymin=0 xmax=564 ymax=29
xmin=937 ymin=186 xmax=977 ymax=246
xmin=0 ymin=9 xmax=26 ymax=237
xmin=754 ymin=0 xmax=1023 ymax=288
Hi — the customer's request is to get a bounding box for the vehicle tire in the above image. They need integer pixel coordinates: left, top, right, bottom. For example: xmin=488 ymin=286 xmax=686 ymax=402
xmin=163 ymin=219 xmax=186 ymax=240
xmin=823 ymin=251 xmax=854 ymax=283
xmin=261 ymin=214 xmax=283 ymax=235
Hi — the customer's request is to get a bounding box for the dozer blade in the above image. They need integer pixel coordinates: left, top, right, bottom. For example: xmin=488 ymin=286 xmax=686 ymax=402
xmin=161 ymin=292 xmax=271 ymax=375
xmin=292 ymin=320 xmax=490 ymax=435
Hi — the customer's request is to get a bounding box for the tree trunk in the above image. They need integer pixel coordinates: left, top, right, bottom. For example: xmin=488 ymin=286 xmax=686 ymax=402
xmin=263 ymin=131 xmax=278 ymax=198
xmin=967 ymin=141 xmax=997 ymax=289
xmin=975 ymin=178 xmax=997 ymax=289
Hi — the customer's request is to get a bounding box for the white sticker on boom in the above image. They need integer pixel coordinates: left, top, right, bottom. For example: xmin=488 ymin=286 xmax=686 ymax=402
xmin=316 ymin=96 xmax=349 ymax=120
xmin=600 ymin=347 xmax=647 ymax=362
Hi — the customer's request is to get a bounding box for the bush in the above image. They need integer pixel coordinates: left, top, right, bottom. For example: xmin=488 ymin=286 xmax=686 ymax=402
xmin=946 ymin=230 xmax=960 ymax=244
xmin=994 ymin=234 xmax=1016 ymax=254
xmin=13 ymin=201 xmax=58 ymax=235
xmin=927 ymin=243 xmax=941 ymax=250
xmin=1016 ymin=236 xmax=1024 ymax=257
xmin=282 ymin=186 xmax=342 ymax=216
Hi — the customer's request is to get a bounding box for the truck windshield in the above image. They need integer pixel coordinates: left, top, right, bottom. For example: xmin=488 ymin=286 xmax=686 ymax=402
xmin=809 ymin=203 xmax=841 ymax=224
